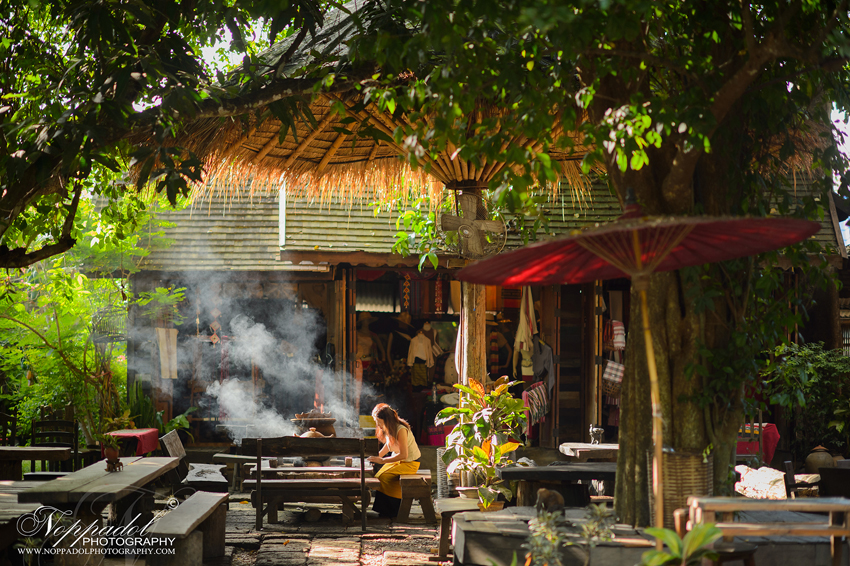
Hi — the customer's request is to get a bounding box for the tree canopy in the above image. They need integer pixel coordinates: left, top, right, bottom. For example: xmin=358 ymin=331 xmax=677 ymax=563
xmin=0 ymin=0 xmax=324 ymax=269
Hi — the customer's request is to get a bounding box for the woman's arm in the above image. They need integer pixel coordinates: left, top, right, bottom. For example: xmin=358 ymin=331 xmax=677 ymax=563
xmin=372 ymin=427 xmax=410 ymax=464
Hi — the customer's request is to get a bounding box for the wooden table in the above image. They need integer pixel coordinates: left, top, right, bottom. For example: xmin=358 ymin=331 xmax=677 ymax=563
xmin=558 ymin=442 xmax=619 ymax=462
xmin=0 ymin=446 xmax=71 ymax=480
xmin=0 ymin=481 xmax=40 ymax=548
xmin=19 ymin=456 xmax=178 ymax=507
xmin=18 ymin=457 xmax=178 ymax=565
xmin=689 ymin=496 xmax=850 ymax=566
xmin=496 ymin=463 xmax=617 ymax=506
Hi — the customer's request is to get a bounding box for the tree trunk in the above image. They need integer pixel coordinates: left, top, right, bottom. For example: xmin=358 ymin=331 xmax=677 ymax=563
xmin=615 ymin=270 xmax=707 ymax=526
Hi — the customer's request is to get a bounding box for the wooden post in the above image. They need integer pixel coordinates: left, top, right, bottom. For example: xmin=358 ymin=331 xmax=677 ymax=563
xmin=458 ymin=281 xmax=486 ymax=488
xmin=255 ymin=438 xmax=263 ymax=531
xmin=360 ymin=438 xmax=367 ymax=531
xmin=459 ymin=282 xmax=487 ymax=388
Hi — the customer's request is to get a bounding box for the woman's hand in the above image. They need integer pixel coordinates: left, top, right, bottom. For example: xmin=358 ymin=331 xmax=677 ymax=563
xmin=367 ymin=455 xmax=384 ymax=464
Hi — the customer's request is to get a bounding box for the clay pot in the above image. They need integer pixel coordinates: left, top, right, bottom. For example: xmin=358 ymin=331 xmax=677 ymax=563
xmin=104 ymin=446 xmax=120 ymax=461
xmin=300 ymin=427 xmax=333 ymax=439
xmin=805 ymin=446 xmax=835 ymax=474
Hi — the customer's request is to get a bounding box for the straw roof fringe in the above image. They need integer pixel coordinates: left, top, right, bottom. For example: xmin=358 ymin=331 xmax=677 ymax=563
xmin=176 ymin=86 xmax=599 ymax=206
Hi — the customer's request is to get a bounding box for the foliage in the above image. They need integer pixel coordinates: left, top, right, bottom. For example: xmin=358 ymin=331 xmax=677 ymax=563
xmin=102 ymin=409 xmax=135 ymax=433
xmin=98 ymin=433 xmax=119 ymax=451
xmin=0 ymin=0 xmax=326 ymax=268
xmin=761 ymin=342 xmax=850 ymax=459
xmin=136 ymin=287 xmax=187 ymax=326
xmin=436 ymin=376 xmax=526 ymax=507
xmin=128 ymin=381 xmax=160 ymax=430
xmin=377 ymin=188 xmax=561 ymax=270
xmin=639 ymin=524 xmax=722 ymax=566
xmin=524 ymin=510 xmax=568 ymax=566
xmin=127 ymin=380 xmax=197 ymax=442
xmin=0 ymin=195 xmax=176 ymax=444
xmin=524 ymin=505 xmax=615 ymax=566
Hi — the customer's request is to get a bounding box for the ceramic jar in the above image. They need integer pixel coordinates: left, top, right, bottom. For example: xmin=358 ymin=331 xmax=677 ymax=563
xmin=805 ymin=445 xmax=835 ymax=474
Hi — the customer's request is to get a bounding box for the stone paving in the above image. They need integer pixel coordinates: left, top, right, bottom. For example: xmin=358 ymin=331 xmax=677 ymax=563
xmin=218 ymin=494 xmax=444 ymax=566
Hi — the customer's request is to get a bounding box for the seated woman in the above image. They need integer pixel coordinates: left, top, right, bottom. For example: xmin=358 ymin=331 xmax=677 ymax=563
xmin=367 ymin=403 xmax=421 ymax=517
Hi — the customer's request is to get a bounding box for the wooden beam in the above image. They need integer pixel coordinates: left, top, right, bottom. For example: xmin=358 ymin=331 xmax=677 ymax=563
xmin=329 ymin=94 xmax=453 ymax=183
xmin=225 ymin=126 xmax=258 ymax=157
xmin=253 ymin=97 xmax=335 ymax=165
xmin=280 ymin=249 xmax=461 ymax=269
xmin=316 ymin=127 xmax=352 ymax=175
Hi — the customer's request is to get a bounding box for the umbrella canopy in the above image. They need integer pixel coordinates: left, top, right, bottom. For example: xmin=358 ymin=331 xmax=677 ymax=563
xmin=456 ymin=214 xmax=821 ymax=286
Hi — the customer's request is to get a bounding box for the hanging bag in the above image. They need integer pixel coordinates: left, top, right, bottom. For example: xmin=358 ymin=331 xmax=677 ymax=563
xmin=602 ymin=350 xmax=624 ymax=395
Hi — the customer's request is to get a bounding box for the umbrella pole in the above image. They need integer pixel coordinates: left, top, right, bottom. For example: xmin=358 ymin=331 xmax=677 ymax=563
xmin=634 ymin=276 xmax=664 ymax=549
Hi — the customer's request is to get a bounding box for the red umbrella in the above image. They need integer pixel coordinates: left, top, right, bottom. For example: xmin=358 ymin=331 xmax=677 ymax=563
xmin=457 ymin=205 xmax=819 ymax=543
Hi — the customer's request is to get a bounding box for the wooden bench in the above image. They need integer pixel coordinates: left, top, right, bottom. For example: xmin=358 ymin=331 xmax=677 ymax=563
xmin=397 ymin=470 xmax=437 ymax=523
xmin=689 ymin=496 xmax=850 ymax=566
xmin=241 ymin=436 xmax=380 ymax=531
xmin=145 ymin=490 xmax=228 ymax=566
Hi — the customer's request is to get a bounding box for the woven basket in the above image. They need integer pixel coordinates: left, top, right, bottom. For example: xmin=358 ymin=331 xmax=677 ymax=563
xmin=601 ymin=378 xmax=621 ymax=396
xmin=647 ymin=450 xmax=713 ymax=529
xmin=436 ymin=447 xmax=450 ymax=499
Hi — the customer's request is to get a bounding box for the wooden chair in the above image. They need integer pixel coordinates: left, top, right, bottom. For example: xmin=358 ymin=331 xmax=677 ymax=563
xmin=784 ymin=461 xmax=818 ymax=499
xmin=28 ymin=418 xmax=79 ymax=477
xmin=736 ymin=410 xmax=763 ymax=466
xmin=159 ymin=430 xmax=227 ymax=497
xmin=159 ymin=430 xmax=193 ymax=496
xmin=0 ymin=411 xmax=16 ymax=446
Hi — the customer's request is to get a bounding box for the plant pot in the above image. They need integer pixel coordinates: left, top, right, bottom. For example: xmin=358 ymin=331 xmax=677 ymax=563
xmin=456 ymin=487 xmax=479 ymax=499
xmin=103 ymin=446 xmax=120 ymax=461
xmin=478 ymin=501 xmax=505 ymax=512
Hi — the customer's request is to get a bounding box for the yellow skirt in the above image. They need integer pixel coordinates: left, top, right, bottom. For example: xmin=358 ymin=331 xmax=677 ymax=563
xmin=374 ymin=461 xmax=420 ymax=499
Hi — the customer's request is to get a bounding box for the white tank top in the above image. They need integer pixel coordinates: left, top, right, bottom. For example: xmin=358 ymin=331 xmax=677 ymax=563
xmin=394 ymin=425 xmax=421 ymax=462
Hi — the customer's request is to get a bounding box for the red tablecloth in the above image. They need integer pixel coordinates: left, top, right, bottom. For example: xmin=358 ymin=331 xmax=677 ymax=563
xmin=107 ymin=428 xmax=159 ymax=455
xmin=737 ymin=423 xmax=780 ymax=465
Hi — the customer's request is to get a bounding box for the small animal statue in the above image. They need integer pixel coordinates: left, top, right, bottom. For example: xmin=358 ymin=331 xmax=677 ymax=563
xmin=105 ymin=459 xmax=123 ymax=472
xmin=535 ymin=488 xmax=565 ymax=515
xmin=589 ymin=424 xmax=605 ymax=445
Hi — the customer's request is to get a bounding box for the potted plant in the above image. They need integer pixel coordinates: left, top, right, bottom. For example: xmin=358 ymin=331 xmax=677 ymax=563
xmin=99 ymin=434 xmax=123 ymax=472
xmin=436 ymin=376 xmax=527 ymax=510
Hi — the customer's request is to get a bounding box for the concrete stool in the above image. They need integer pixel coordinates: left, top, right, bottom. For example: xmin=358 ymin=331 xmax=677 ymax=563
xmin=397 ymin=471 xmax=437 ymax=523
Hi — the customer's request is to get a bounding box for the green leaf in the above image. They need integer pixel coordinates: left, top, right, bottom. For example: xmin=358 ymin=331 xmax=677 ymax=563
xmin=644 ymin=527 xmax=683 ymax=557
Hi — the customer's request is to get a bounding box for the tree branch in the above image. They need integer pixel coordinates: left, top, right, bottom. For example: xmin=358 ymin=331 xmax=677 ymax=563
xmin=741 ymin=0 xmax=757 ymax=55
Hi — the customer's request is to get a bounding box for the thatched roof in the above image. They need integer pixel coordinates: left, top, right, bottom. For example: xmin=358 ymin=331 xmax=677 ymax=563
xmin=170 ymin=0 xmax=596 ymax=204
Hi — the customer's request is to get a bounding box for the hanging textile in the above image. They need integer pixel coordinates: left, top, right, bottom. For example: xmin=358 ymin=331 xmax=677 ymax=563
xmin=532 ymin=336 xmax=555 ymax=393
xmin=522 ymin=381 xmax=549 ymax=435
xmin=611 ymin=320 xmax=626 ymax=350
xmin=155 ymin=328 xmax=178 ymax=380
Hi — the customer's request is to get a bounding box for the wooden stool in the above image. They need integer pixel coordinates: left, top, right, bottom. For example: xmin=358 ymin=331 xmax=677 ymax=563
xmin=711 ymin=541 xmax=757 ymax=566
xmin=397 ymin=472 xmax=437 ymax=523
